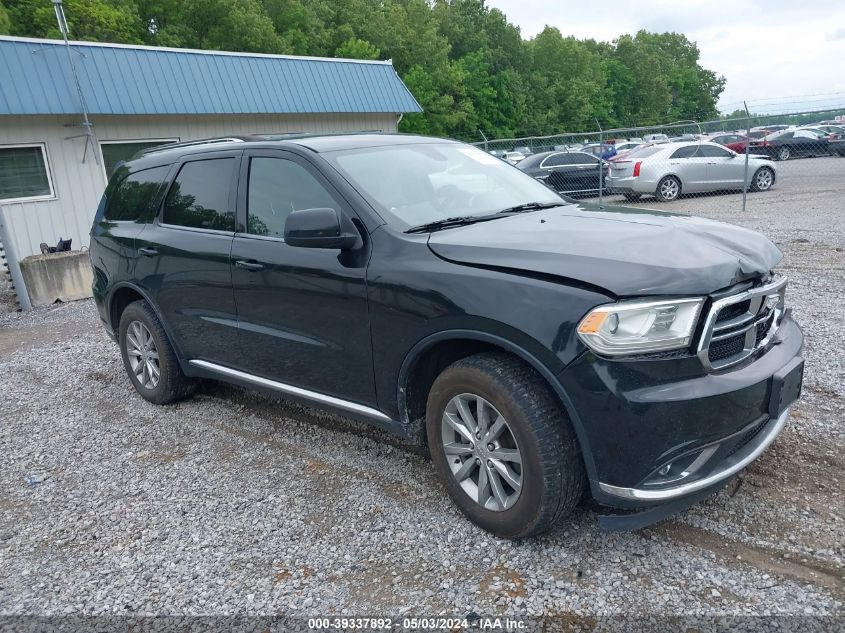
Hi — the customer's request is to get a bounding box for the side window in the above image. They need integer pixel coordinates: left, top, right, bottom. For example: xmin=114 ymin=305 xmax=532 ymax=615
xmin=104 ymin=165 xmax=169 ymax=222
xmin=542 ymin=153 xmax=574 ymax=167
xmin=247 ymin=157 xmax=339 ymax=239
xmin=670 ymin=146 xmax=698 ymax=159
xmin=698 ymin=145 xmax=733 ymax=158
xmin=163 ymin=158 xmax=235 ymax=231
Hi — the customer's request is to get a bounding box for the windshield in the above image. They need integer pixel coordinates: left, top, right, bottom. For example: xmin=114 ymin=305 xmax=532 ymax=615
xmin=326 ymin=143 xmax=564 ymax=229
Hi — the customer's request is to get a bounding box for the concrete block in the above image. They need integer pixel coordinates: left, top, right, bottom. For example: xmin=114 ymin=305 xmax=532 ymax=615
xmin=19 ymin=251 xmax=93 ymax=308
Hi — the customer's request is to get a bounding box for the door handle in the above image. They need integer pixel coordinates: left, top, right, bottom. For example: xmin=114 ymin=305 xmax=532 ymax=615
xmin=235 ymin=259 xmax=265 ymax=272
xmin=138 ymin=247 xmax=159 ymax=257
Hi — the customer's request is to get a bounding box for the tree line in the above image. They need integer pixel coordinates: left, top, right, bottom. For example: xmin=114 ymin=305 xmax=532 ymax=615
xmin=0 ymin=0 xmax=726 ymax=141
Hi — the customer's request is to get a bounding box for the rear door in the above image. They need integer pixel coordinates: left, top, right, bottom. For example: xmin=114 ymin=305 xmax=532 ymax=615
xmin=229 ymin=149 xmax=376 ymax=406
xmin=91 ymin=164 xmax=170 ymax=287
xmin=134 ymin=151 xmax=240 ymax=363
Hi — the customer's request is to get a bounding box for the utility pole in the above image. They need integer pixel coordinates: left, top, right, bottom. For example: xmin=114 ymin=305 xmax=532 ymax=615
xmin=52 ymin=0 xmax=99 ymax=164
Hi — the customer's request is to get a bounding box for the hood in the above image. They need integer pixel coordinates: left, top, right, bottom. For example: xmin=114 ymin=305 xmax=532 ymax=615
xmin=426 ymin=203 xmax=782 ymax=297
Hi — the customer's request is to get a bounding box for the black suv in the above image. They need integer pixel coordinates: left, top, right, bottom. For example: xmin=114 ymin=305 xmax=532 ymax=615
xmin=90 ymin=134 xmax=804 ymax=538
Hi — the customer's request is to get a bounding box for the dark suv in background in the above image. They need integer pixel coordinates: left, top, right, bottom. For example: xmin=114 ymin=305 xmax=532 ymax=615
xmin=90 ymin=134 xmax=803 ymax=538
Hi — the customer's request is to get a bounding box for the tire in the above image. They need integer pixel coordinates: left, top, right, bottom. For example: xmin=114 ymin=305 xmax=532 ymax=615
xmin=777 ymin=147 xmax=790 ymax=161
xmin=750 ymin=166 xmax=775 ymax=192
xmin=623 ymin=192 xmax=642 ymax=202
xmin=118 ymin=300 xmax=195 ymax=405
xmin=426 ymin=353 xmax=584 ymax=539
xmin=655 ymin=175 xmax=681 ymax=202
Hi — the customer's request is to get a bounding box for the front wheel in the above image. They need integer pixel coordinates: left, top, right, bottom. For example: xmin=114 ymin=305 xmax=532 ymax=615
xmin=655 ymin=176 xmax=681 ymax=202
xmin=750 ymin=167 xmax=775 ymax=192
xmin=426 ymin=353 xmax=584 ymax=539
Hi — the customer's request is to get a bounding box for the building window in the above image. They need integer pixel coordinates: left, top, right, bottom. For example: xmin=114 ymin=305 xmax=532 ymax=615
xmin=0 ymin=144 xmax=54 ymax=202
xmin=100 ymin=139 xmax=178 ymax=178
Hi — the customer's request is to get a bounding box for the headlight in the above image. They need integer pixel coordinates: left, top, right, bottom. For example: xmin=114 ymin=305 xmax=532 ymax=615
xmin=576 ymin=297 xmax=705 ymax=356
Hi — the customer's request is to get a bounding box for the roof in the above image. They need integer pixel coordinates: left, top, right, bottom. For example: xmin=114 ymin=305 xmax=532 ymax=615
xmin=0 ymin=36 xmax=422 ymax=116
xmin=126 ymin=133 xmax=456 ymax=170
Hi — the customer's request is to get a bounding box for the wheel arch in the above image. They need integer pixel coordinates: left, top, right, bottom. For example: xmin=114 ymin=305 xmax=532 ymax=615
xmin=397 ymin=329 xmax=598 ymax=482
xmin=107 ymin=282 xmax=188 ymax=370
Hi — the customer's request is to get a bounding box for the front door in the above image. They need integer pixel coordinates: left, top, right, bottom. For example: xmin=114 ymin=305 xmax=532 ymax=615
xmin=134 ymin=151 xmax=240 ymax=363
xmin=700 ymin=144 xmax=742 ymax=188
xmin=230 ymin=150 xmax=376 ymax=406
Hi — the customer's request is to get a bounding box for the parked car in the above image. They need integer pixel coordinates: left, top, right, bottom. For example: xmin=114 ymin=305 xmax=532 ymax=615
xmin=642 ymin=133 xmax=670 ymax=143
xmin=90 ymin=133 xmax=803 ymax=538
xmin=516 ymin=150 xmax=608 ymax=196
xmin=813 ymin=124 xmax=845 ymax=136
xmin=708 ymin=133 xmax=750 ymax=153
xmin=513 ymin=146 xmax=534 ymax=157
xmin=612 ymin=141 xmax=642 ymax=154
xmin=501 ymin=151 xmax=526 ymax=165
xmin=580 ymin=143 xmax=618 ymax=160
xmin=747 ymin=128 xmax=832 ymax=161
xmin=608 ymin=141 xmax=777 ymax=201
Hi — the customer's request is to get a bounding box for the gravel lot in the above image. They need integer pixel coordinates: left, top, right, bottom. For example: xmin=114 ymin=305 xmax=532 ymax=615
xmin=0 ymin=156 xmax=843 ymax=627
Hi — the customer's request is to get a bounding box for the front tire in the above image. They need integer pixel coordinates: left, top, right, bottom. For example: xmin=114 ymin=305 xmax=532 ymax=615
xmin=655 ymin=175 xmax=681 ymax=202
xmin=119 ymin=300 xmax=195 ymax=405
xmin=426 ymin=353 xmax=584 ymax=539
xmin=750 ymin=166 xmax=775 ymax=192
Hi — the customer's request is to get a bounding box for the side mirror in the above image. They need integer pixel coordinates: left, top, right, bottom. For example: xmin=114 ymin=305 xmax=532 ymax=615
xmin=284 ymin=208 xmax=360 ymax=250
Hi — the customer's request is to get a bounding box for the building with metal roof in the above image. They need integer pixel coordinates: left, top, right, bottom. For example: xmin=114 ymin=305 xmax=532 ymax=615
xmin=0 ymin=36 xmax=421 ymax=308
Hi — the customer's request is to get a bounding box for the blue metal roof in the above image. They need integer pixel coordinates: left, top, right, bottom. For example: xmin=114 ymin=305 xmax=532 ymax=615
xmin=0 ymin=36 xmax=422 ymax=116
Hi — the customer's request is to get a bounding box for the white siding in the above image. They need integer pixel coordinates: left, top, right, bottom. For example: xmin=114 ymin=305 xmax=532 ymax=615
xmin=0 ymin=112 xmax=397 ymax=260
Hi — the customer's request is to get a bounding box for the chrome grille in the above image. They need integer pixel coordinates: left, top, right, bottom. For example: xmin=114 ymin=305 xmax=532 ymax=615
xmin=697 ymin=276 xmax=786 ymax=370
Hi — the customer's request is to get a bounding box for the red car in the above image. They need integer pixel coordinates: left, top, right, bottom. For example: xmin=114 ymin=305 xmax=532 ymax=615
xmin=709 ymin=133 xmax=750 ymax=153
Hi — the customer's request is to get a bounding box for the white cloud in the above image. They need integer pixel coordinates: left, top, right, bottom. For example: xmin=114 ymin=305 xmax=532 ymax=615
xmin=486 ymin=0 xmax=845 ymax=114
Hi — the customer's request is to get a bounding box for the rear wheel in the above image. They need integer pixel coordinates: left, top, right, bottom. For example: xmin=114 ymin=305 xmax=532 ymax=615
xmin=750 ymin=166 xmax=775 ymax=192
xmin=426 ymin=353 xmax=584 ymax=539
xmin=655 ymin=176 xmax=681 ymax=202
xmin=119 ymin=300 xmax=195 ymax=405
xmin=777 ymin=147 xmax=790 ymax=161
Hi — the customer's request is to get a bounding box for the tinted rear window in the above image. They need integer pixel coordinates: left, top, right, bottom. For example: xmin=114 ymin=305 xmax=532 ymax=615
xmin=104 ymin=165 xmax=169 ymax=222
xmin=163 ymin=158 xmax=235 ymax=231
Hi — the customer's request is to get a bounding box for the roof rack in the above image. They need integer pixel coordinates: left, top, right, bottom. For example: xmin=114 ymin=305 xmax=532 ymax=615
xmin=136 ymin=135 xmax=263 ymax=157
xmin=255 ymin=130 xmax=385 ymax=141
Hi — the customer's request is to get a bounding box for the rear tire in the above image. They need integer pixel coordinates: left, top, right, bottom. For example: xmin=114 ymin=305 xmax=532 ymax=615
xmin=426 ymin=353 xmax=584 ymax=539
xmin=777 ymin=147 xmax=790 ymax=161
xmin=119 ymin=300 xmax=195 ymax=405
xmin=750 ymin=166 xmax=775 ymax=192
xmin=655 ymin=176 xmax=681 ymax=202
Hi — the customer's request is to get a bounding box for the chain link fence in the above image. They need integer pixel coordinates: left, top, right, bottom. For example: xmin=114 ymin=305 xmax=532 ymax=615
xmin=472 ymin=108 xmax=845 ymax=214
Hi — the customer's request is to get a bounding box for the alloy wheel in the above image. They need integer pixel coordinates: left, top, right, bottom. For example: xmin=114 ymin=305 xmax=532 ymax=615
xmin=755 ymin=168 xmax=774 ymax=191
xmin=659 ymin=177 xmax=680 ymax=201
xmin=778 ymin=148 xmax=790 ymax=161
xmin=440 ymin=393 xmax=523 ymax=511
xmin=126 ymin=320 xmax=160 ymax=390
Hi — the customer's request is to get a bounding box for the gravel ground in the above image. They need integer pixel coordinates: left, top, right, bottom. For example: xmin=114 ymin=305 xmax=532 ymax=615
xmin=0 ymin=157 xmax=843 ymax=628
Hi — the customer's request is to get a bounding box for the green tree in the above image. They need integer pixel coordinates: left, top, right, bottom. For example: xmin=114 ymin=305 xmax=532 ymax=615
xmin=335 ymin=36 xmax=380 ymax=60
xmin=0 ymin=2 xmax=11 ymax=34
xmin=7 ymin=0 xmax=143 ymax=42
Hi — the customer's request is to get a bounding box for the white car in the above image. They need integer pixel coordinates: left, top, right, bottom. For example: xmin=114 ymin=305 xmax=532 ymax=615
xmin=501 ymin=151 xmax=526 ymax=165
xmin=607 ymin=141 xmax=777 ymax=202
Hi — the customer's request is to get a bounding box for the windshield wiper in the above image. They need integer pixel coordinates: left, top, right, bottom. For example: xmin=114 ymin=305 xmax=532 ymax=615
xmin=405 ymin=215 xmax=502 ymax=234
xmin=496 ymin=201 xmax=565 ymax=214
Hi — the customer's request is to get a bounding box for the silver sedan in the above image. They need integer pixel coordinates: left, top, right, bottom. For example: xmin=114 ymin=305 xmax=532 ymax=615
xmin=607 ymin=141 xmax=777 ymax=202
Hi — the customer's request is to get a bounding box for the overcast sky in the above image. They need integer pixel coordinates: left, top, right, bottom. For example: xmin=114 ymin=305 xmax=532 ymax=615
xmin=485 ymin=0 xmax=845 ymax=115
